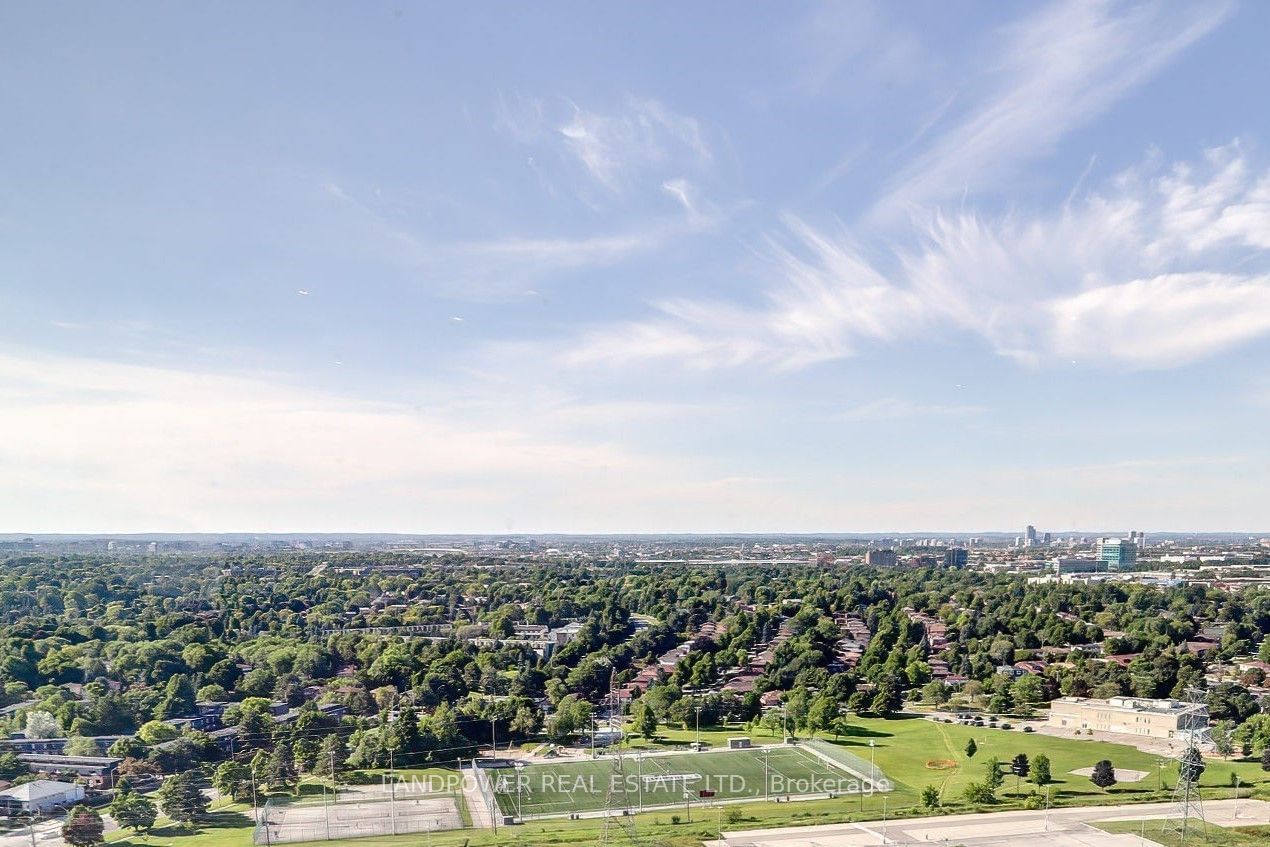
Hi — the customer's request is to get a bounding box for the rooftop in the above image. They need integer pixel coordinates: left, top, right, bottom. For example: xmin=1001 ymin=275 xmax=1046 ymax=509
xmin=0 ymin=779 xmax=81 ymax=801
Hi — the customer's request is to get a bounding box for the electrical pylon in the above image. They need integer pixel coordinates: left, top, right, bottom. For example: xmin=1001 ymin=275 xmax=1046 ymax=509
xmin=1161 ymin=688 xmax=1208 ymax=843
xmin=599 ymin=670 xmax=645 ymax=847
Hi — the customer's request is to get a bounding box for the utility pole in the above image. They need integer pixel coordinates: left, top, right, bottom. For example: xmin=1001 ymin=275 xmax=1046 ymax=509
xmin=389 ymin=749 xmax=397 ymax=836
xmin=764 ymin=747 xmax=770 ymax=801
xmin=869 ymin=740 xmax=876 ymax=789
xmin=250 ymin=769 xmax=260 ymax=825
xmin=637 ymin=753 xmax=644 ymax=812
xmin=322 ymin=755 xmax=331 ymax=841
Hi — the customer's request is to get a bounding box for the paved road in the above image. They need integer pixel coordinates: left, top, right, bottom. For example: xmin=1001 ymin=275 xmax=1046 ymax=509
xmin=707 ymin=798 xmax=1270 ymax=847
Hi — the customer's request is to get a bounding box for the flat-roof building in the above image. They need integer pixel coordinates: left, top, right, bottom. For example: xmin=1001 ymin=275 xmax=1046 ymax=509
xmin=1048 ymin=696 xmax=1207 ymax=739
xmin=0 ymin=780 xmax=85 ymax=814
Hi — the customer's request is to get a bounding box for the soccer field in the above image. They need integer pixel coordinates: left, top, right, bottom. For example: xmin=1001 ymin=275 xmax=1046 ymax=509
xmin=490 ymin=745 xmax=882 ymax=818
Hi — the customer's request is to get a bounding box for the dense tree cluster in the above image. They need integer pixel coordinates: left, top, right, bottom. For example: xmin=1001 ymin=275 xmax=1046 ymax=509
xmin=0 ymin=552 xmax=1266 ymax=783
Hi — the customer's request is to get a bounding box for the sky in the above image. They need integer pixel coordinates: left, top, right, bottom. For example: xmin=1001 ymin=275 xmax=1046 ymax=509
xmin=3 ymin=1 xmax=1270 ymax=534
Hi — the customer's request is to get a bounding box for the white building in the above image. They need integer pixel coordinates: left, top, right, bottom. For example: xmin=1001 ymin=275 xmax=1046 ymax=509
xmin=0 ymin=780 xmax=85 ymax=814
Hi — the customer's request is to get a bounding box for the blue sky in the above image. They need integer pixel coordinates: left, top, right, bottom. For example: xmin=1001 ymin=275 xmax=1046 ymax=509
xmin=3 ymin=1 xmax=1269 ymax=533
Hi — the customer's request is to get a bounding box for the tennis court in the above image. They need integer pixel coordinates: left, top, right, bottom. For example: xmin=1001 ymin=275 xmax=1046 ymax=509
xmin=255 ymin=791 xmax=465 ymax=843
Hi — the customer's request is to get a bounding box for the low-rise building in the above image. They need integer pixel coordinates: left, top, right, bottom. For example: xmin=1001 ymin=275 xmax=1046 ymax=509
xmin=1048 ymin=696 xmax=1207 ymax=739
xmin=0 ymin=779 xmax=85 ymax=814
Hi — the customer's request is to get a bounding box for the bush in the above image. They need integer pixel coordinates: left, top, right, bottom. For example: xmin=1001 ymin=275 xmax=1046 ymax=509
xmin=671 ymin=815 xmax=682 ymax=825
xmin=963 ymin=781 xmax=997 ymax=804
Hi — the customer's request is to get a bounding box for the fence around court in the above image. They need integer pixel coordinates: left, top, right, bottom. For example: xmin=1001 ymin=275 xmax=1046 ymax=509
xmin=252 ymin=788 xmax=466 ymax=844
xmin=800 ymin=738 xmax=891 ymax=789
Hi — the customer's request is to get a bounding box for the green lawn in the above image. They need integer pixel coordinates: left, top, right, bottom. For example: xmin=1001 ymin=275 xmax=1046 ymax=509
xmin=95 ymin=717 xmax=1270 ymax=847
xmin=1098 ymin=820 xmax=1270 ymax=847
xmin=490 ymin=746 xmax=864 ymax=817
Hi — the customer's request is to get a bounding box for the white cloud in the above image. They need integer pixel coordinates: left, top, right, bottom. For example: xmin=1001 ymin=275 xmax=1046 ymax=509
xmin=0 ymin=350 xmax=786 ymax=532
xmin=877 ymin=0 xmax=1232 ymax=214
xmin=497 ymin=93 xmax=713 ymax=196
xmin=1045 ymin=273 xmax=1270 ymax=367
xmin=558 ymin=97 xmax=711 ymax=192
xmin=319 ymin=178 xmax=689 ymax=299
xmin=559 ymin=144 xmax=1270 ymax=371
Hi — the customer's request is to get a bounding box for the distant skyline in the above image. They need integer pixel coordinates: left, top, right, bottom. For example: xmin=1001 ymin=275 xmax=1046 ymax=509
xmin=4 ymin=2 xmax=1270 ymax=533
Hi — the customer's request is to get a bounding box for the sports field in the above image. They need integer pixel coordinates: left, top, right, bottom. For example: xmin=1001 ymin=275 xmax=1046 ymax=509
xmin=490 ymin=744 xmax=883 ymax=818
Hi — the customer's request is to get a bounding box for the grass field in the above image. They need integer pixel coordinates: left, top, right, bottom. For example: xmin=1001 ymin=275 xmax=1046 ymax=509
xmin=1097 ymin=820 xmax=1270 ymax=847
xmin=490 ymin=745 xmax=874 ymax=817
xmin=94 ymin=716 xmax=1270 ymax=847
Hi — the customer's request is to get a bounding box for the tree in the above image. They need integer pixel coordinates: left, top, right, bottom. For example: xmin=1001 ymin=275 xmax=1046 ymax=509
xmin=921 ymin=784 xmax=940 ymax=808
xmin=1179 ymin=746 xmax=1206 ymax=786
xmin=154 ymin=673 xmax=197 ymax=721
xmin=1031 ymin=753 xmax=1052 ymax=786
xmin=110 ymin=792 xmax=157 ymax=834
xmin=157 ymin=771 xmax=210 ymax=823
xmin=0 ymin=751 xmax=26 ymax=780
xmin=24 ymin=709 xmax=61 ymax=739
xmin=62 ymin=807 xmax=104 ymax=847
xmin=1090 ymin=759 xmax=1117 ymax=791
xmin=1261 ymin=747 xmax=1270 ymax=772
xmin=1010 ymin=753 xmax=1030 ymax=794
xmin=318 ymin=733 xmax=348 ymax=776
xmin=921 ymin=680 xmax=950 ymax=705
xmin=632 ymin=701 xmax=658 ymax=740
xmin=785 ymin=686 xmax=810 ymax=733
xmin=984 ymin=756 xmax=1004 ymax=791
xmin=213 ymin=761 xmax=254 ymax=802
xmin=64 ymin=736 xmax=102 ymax=757
xmin=962 ymin=781 xmax=996 ymax=804
xmin=137 ymin=720 xmax=179 ymax=745
xmin=965 ymin=738 xmax=977 ymax=759
xmin=264 ymin=741 xmax=298 ymax=792
xmin=1211 ymin=720 xmax=1235 ymax=758
xmin=808 ymin=694 xmax=839 ymax=737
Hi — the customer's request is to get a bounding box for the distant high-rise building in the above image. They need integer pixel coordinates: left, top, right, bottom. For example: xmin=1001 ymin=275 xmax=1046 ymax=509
xmin=1042 ymin=532 xmax=1052 ymax=544
xmin=865 ymin=548 xmax=897 ymax=567
xmin=1026 ymin=525 xmax=1038 ymax=543
xmin=944 ymin=548 xmax=968 ymax=568
xmin=1097 ymin=537 xmax=1137 ymax=570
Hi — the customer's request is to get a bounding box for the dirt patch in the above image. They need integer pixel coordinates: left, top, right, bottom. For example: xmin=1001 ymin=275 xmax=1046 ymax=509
xmin=925 ymin=759 xmax=957 ymax=769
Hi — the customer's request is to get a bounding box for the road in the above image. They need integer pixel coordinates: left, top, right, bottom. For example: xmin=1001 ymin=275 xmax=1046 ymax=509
xmin=707 ymin=798 xmax=1270 ymax=847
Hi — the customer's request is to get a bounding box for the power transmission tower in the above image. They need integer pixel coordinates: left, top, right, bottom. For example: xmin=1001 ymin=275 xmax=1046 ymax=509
xmin=1161 ymin=688 xmax=1208 ymax=843
xmin=598 ymin=671 xmax=644 ymax=847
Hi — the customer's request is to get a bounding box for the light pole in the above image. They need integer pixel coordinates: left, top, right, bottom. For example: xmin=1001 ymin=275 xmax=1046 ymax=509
xmin=869 ymin=740 xmax=876 ymax=789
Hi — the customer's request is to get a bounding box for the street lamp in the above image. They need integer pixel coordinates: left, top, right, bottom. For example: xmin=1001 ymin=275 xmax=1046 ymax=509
xmin=868 ymin=740 xmax=876 ymax=788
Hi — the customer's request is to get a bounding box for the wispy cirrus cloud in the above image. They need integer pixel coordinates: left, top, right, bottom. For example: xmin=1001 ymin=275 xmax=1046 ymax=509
xmin=320 ymin=179 xmax=709 ymax=300
xmin=559 ymin=143 xmax=1270 ymax=371
xmin=876 ymin=0 xmax=1232 ymax=215
xmin=496 ymin=93 xmax=714 ymax=196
